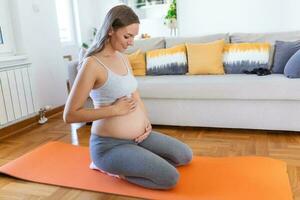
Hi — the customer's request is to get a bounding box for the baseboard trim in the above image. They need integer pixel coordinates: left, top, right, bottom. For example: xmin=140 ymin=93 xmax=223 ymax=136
xmin=0 ymin=105 xmax=65 ymax=140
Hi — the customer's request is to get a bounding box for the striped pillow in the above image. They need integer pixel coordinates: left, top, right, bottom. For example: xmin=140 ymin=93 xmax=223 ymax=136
xmin=146 ymin=45 xmax=188 ymax=75
xmin=223 ymin=43 xmax=271 ymax=74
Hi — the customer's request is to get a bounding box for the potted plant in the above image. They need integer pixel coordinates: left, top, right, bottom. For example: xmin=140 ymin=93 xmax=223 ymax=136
xmin=164 ymin=0 xmax=177 ymax=30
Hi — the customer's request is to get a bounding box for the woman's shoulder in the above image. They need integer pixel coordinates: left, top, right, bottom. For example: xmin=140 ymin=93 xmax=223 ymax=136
xmin=80 ymin=56 xmax=101 ymax=71
xmin=79 ymin=56 xmax=107 ymax=79
xmin=82 ymin=56 xmax=96 ymax=66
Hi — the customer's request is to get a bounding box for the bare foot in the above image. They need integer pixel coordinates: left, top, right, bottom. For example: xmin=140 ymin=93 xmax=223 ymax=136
xmin=119 ymin=175 xmax=126 ymax=180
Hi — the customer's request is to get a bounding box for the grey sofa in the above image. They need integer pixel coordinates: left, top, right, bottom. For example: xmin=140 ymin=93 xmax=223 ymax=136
xmin=67 ymin=31 xmax=300 ymax=131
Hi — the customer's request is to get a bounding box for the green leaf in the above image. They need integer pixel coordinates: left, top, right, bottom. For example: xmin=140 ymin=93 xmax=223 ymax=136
xmin=82 ymin=43 xmax=89 ymax=49
xmin=165 ymin=0 xmax=177 ymax=20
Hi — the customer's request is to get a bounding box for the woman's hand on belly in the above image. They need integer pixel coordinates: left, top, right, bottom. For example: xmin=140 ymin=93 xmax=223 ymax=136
xmin=92 ymin=103 xmax=149 ymax=140
xmin=134 ymin=119 xmax=152 ymax=143
xmin=112 ymin=96 xmax=137 ymax=116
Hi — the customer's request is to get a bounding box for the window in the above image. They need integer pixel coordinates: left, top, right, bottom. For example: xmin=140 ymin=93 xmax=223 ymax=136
xmin=134 ymin=0 xmax=167 ymax=9
xmin=0 ymin=0 xmax=15 ymax=56
xmin=0 ymin=27 xmax=3 ymax=44
xmin=55 ymin=0 xmax=77 ymax=45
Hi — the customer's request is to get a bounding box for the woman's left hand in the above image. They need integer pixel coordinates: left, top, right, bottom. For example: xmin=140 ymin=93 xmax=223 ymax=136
xmin=134 ymin=120 xmax=152 ymax=143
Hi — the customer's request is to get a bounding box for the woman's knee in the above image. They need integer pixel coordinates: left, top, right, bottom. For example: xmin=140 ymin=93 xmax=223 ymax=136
xmin=177 ymin=143 xmax=193 ymax=166
xmin=157 ymin=167 xmax=179 ymax=189
xmin=147 ymin=131 xmax=193 ymax=165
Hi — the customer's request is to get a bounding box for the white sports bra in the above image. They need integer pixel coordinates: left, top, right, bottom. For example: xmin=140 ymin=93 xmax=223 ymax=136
xmin=89 ymin=53 xmax=138 ymax=106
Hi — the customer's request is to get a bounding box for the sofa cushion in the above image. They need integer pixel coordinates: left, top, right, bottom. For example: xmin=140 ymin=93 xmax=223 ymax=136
xmin=165 ymin=33 xmax=229 ymax=48
xmin=223 ymin=43 xmax=271 ymax=73
xmin=272 ymin=40 xmax=300 ymax=74
xmin=127 ymin=50 xmax=146 ymax=76
xmin=136 ymin=74 xmax=300 ymax=100
xmin=284 ymin=49 xmax=300 ymax=78
xmin=186 ymin=40 xmax=225 ymax=75
xmin=230 ymin=31 xmax=300 ymax=68
xmin=125 ymin=37 xmax=165 ymax=54
xmin=146 ymin=44 xmax=188 ymax=75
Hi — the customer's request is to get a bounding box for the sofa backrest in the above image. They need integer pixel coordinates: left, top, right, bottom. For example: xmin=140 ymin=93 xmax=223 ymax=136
xmin=165 ymin=33 xmax=230 ymax=48
xmin=124 ymin=37 xmax=165 ymax=54
xmin=124 ymin=34 xmax=231 ymax=53
xmin=230 ymin=31 xmax=300 ymax=44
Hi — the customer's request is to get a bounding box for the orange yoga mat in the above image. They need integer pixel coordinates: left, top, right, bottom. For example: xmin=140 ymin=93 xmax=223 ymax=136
xmin=0 ymin=141 xmax=293 ymax=200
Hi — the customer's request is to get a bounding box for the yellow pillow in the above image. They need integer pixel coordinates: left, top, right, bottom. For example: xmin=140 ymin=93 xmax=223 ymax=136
xmin=186 ymin=40 xmax=225 ymax=75
xmin=127 ymin=50 xmax=146 ymax=76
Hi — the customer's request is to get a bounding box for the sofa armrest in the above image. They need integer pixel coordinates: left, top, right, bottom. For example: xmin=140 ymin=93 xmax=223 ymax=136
xmin=67 ymin=60 xmax=79 ymax=90
xmin=66 ymin=60 xmax=93 ymax=109
xmin=66 ymin=79 xmax=71 ymax=94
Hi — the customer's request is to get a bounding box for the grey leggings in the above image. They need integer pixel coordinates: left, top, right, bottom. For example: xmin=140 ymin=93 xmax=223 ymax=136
xmin=89 ymin=131 xmax=193 ymax=190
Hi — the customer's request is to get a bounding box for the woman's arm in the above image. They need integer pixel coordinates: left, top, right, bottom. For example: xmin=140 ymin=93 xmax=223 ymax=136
xmin=63 ymin=58 xmax=137 ymax=123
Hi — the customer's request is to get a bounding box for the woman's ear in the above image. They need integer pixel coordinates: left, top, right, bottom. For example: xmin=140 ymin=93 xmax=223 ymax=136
xmin=108 ymin=28 xmax=114 ymax=36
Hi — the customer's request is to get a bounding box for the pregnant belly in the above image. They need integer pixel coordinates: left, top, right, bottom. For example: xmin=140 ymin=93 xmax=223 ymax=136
xmin=91 ymin=105 xmax=147 ymax=140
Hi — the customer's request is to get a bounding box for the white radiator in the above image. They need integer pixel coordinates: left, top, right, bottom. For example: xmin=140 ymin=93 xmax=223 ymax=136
xmin=0 ymin=62 xmax=36 ymax=127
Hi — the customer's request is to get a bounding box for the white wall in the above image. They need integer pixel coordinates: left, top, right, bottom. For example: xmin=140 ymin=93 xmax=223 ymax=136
xmin=177 ymin=0 xmax=289 ymax=36
xmin=10 ymin=0 xmax=68 ymax=110
xmin=76 ymin=0 xmax=300 ymax=39
xmin=282 ymin=0 xmax=300 ymax=31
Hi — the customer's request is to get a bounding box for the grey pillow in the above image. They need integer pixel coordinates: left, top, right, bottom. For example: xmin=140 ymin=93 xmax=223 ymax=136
xmin=284 ymin=49 xmax=300 ymax=78
xmin=272 ymin=40 xmax=300 ymax=73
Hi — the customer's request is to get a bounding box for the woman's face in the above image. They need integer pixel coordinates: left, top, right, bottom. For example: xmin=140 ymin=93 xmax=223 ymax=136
xmin=109 ymin=23 xmax=139 ymax=52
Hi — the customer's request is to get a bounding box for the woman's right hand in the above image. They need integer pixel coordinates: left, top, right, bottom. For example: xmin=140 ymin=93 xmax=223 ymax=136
xmin=112 ymin=96 xmax=137 ymax=116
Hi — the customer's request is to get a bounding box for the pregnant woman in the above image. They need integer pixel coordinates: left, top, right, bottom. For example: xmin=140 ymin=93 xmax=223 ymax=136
xmin=63 ymin=5 xmax=192 ymax=190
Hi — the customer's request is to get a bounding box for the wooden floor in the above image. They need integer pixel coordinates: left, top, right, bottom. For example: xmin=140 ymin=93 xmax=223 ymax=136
xmin=0 ymin=112 xmax=299 ymax=200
